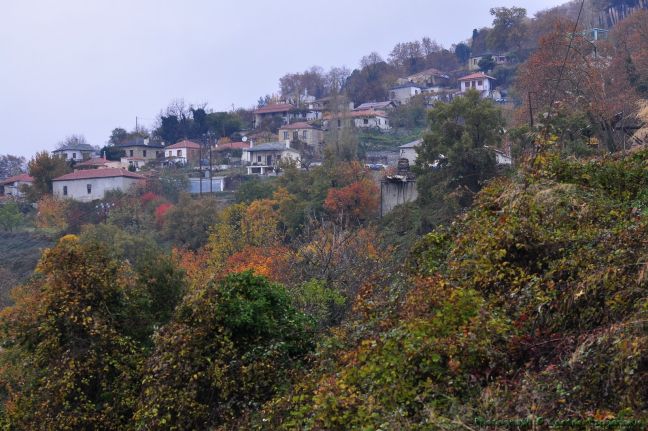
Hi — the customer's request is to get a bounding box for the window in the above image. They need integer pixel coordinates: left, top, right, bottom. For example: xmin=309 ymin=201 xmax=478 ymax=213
xmin=72 ymin=152 xmax=77 ymax=159
xmin=257 ymin=155 xmax=262 ymax=163
xmin=177 ymin=150 xmax=182 ymax=157
xmin=129 ymin=150 xmax=134 ymax=157
xmin=477 ymin=80 xmax=483 ymax=86
xmin=302 ymin=130 xmax=307 ymax=139
xmin=363 ymin=119 xmax=369 ymax=125
xmin=63 ymin=186 xmax=68 ymax=196
xmin=337 ymin=119 xmax=341 ymax=128
xmin=283 ymin=131 xmax=289 ymax=139
xmin=87 ymin=184 xmax=92 ymax=194
xmin=293 ymin=131 xmax=298 ymax=141
xmin=143 ymin=150 xmax=147 ymax=157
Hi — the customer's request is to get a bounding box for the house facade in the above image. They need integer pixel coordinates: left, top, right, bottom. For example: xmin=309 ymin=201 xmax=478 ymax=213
xmin=398 ymin=139 xmax=422 ymax=166
xmin=324 ymin=110 xmax=390 ymax=130
xmin=253 ymin=103 xmax=296 ymax=128
xmin=115 ymin=138 xmax=164 ymax=161
xmin=52 ymin=143 xmax=97 ymax=161
xmin=389 ymin=83 xmax=422 ymax=105
xmin=0 ymin=173 xmax=33 ymax=197
xmin=397 ymin=67 xmax=450 ymax=88
xmin=278 ymin=122 xmax=324 ymax=149
xmin=458 ymin=72 xmax=495 ymax=97
xmin=52 ymin=168 xmax=145 ymax=202
xmin=242 ymin=141 xmax=301 ymax=175
xmin=164 ymin=140 xmax=202 ymax=165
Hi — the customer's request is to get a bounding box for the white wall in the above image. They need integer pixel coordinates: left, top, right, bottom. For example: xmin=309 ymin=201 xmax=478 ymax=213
xmin=354 ymin=116 xmax=390 ymax=130
xmin=399 ymin=148 xmax=418 ymax=165
xmin=53 ymin=177 xmax=143 ymax=202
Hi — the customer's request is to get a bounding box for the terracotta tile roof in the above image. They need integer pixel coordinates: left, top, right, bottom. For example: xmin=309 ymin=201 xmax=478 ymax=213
xmin=165 ymin=140 xmax=201 ymax=150
xmin=53 ymin=168 xmax=145 ymax=182
xmin=0 ymin=173 xmax=33 ymax=185
xmin=279 ymin=122 xmax=318 ymax=130
xmin=76 ymin=157 xmax=109 ymax=167
xmin=458 ymin=72 xmax=495 ymax=81
xmin=254 ymin=103 xmax=295 ymax=114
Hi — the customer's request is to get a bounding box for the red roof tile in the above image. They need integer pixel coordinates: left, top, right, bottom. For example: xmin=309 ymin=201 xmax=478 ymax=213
xmin=53 ymin=168 xmax=145 ymax=181
xmin=254 ymin=103 xmax=295 ymax=114
xmin=166 ymin=140 xmax=201 ymax=150
xmin=0 ymin=173 xmax=33 ymax=185
xmin=458 ymin=72 xmax=495 ymax=81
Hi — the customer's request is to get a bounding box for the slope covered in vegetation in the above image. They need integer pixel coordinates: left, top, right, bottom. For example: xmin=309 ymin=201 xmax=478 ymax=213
xmin=255 ymin=150 xmax=648 ymax=429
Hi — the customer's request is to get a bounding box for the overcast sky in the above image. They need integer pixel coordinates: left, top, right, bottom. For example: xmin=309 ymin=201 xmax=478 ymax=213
xmin=1 ymin=0 xmax=564 ymax=158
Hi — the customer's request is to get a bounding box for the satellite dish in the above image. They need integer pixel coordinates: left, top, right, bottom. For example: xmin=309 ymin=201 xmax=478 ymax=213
xmin=242 ymin=136 xmax=248 ymax=142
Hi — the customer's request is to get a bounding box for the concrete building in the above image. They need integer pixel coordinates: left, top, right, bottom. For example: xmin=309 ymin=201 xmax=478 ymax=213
xmin=115 ymin=138 xmax=164 ymax=161
xmin=0 ymin=173 xmax=33 ymax=197
xmin=324 ymin=110 xmax=390 ymax=130
xmin=389 ymin=83 xmax=422 ymax=105
xmin=278 ymin=122 xmax=324 ymax=150
xmin=53 ymin=168 xmax=145 ymax=202
xmin=242 ymin=141 xmax=301 ymax=175
xmin=458 ymin=72 xmax=496 ymax=97
xmin=398 ymin=139 xmax=422 ymax=166
xmin=164 ymin=140 xmax=201 ymax=165
xmin=52 ymin=143 xmax=97 ymax=162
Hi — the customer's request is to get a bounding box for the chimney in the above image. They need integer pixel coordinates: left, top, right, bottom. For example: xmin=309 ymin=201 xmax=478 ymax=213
xmin=250 ymin=140 xmax=254 ymax=148
xmin=285 ymin=139 xmax=290 ymax=149
xmin=144 ymin=138 xmax=149 ymax=146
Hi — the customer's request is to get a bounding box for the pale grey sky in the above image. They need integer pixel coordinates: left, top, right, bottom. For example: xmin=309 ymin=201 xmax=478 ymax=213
xmin=0 ymin=0 xmax=563 ymax=158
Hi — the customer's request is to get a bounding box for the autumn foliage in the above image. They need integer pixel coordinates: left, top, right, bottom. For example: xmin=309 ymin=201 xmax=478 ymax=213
xmin=323 ymin=178 xmax=379 ymax=223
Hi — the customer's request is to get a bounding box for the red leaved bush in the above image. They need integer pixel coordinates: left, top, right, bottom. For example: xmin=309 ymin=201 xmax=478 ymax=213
xmin=324 ymin=179 xmax=379 ymax=222
xmin=155 ymin=203 xmax=173 ymax=227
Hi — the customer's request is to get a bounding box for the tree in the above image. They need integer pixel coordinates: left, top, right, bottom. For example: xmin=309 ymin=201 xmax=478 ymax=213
xmin=26 ymin=151 xmax=71 ymax=200
xmin=162 ymin=194 xmax=225 ymax=250
xmin=478 ymin=54 xmax=496 ymax=72
xmin=415 ymin=90 xmax=504 ymax=210
xmin=454 ymin=42 xmax=471 ymax=64
xmin=488 ymin=6 xmax=527 ymax=52
xmin=0 ymin=236 xmax=146 ymax=429
xmin=0 ymin=154 xmax=25 ymax=179
xmin=323 ymin=178 xmax=379 ymax=225
xmin=56 ymin=134 xmax=89 ymax=149
xmin=134 ymin=272 xmax=314 ymax=430
xmin=35 ymin=195 xmax=68 ymax=231
xmin=108 ymin=127 xmax=129 ymax=145
xmin=0 ymin=202 xmax=21 ymax=231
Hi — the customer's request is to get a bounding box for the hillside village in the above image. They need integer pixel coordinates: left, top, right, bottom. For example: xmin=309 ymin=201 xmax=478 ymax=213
xmin=1 ymin=0 xmax=648 ymax=429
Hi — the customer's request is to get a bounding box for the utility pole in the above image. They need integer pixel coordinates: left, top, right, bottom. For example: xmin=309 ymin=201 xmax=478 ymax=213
xmin=527 ymin=92 xmax=535 ymax=128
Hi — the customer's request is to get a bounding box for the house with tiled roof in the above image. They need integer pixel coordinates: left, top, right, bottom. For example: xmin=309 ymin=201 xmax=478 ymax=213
xmin=278 ymin=122 xmax=324 ymax=150
xmin=458 ymin=72 xmax=496 ymax=97
xmin=0 ymin=173 xmax=33 ymax=198
xmin=164 ymin=140 xmax=202 ymax=165
xmin=242 ymin=141 xmax=301 ymax=175
xmin=324 ymin=110 xmax=390 ymax=130
xmin=52 ymin=168 xmax=145 ymax=202
xmin=52 ymin=143 xmax=98 ymax=162
xmin=389 ymin=83 xmax=422 ymax=105
xmin=398 ymin=67 xmax=450 ymax=88
xmin=353 ymin=101 xmax=396 ymax=111
xmin=115 ymin=137 xmax=164 ymax=161
xmin=468 ymin=53 xmax=511 ymax=71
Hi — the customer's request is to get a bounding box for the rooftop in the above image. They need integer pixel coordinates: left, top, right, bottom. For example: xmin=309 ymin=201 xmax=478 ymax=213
xmin=53 ymin=168 xmax=146 ymax=182
xmin=279 ymin=122 xmax=319 ymax=130
xmin=324 ymin=110 xmax=388 ymax=120
xmin=399 ymin=139 xmax=423 ymax=149
xmin=53 ymin=143 xmax=96 ymax=152
xmin=0 ymin=173 xmax=34 ymax=185
xmin=458 ymin=72 xmax=496 ymax=81
xmin=166 ymin=139 xmax=201 ymax=150
xmin=353 ymin=101 xmax=395 ymax=111
xmin=246 ymin=142 xmax=298 ymax=153
xmin=76 ymin=157 xmax=110 ymax=167
xmin=254 ymin=103 xmax=295 ymax=114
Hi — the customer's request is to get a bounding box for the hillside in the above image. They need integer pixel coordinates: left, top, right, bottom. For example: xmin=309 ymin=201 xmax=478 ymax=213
xmin=255 ymin=150 xmax=648 ymax=429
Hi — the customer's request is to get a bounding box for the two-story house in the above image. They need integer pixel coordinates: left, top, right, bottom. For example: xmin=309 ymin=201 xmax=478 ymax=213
xmin=52 ymin=143 xmax=97 ymax=162
xmin=242 ymin=141 xmax=301 ymax=175
xmin=164 ymin=140 xmax=202 ymax=165
xmin=458 ymin=72 xmax=496 ymax=98
xmin=278 ymin=122 xmax=324 ymax=150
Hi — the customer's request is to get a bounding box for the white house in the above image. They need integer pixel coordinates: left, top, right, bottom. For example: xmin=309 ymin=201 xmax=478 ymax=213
xmin=398 ymin=139 xmax=422 ymax=166
xmin=164 ymin=140 xmax=201 ymax=165
xmin=52 ymin=143 xmax=98 ymax=162
xmin=52 ymin=168 xmax=145 ymax=202
xmin=389 ymin=83 xmax=422 ymax=105
xmin=458 ymin=72 xmax=496 ymax=97
xmin=242 ymin=141 xmax=301 ymax=175
xmin=0 ymin=173 xmax=33 ymax=197
xmin=324 ymin=110 xmax=391 ymax=130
